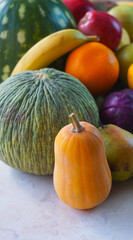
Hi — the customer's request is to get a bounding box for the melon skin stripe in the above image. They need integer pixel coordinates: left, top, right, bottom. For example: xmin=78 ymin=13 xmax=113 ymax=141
xmin=0 ymin=68 xmax=100 ymax=175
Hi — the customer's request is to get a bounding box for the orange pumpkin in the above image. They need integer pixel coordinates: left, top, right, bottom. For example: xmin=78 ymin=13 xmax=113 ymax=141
xmin=53 ymin=113 xmax=112 ymax=210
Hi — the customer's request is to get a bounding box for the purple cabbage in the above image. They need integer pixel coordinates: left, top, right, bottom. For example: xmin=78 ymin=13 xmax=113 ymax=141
xmin=100 ymin=89 xmax=133 ymax=133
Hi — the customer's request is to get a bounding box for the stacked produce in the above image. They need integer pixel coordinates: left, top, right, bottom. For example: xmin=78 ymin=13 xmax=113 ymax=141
xmin=0 ymin=0 xmax=133 ymax=210
xmin=0 ymin=0 xmax=76 ymax=81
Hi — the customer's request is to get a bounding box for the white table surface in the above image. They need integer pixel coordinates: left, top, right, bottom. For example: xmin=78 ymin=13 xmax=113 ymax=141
xmin=0 ymin=160 xmax=133 ymax=240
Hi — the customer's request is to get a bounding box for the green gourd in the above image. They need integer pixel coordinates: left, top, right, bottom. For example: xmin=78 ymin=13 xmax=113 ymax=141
xmin=0 ymin=68 xmax=100 ymax=175
xmin=0 ymin=0 xmax=76 ymax=81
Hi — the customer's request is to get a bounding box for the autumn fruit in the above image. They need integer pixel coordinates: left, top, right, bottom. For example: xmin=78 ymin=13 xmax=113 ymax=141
xmin=78 ymin=10 xmax=122 ymax=51
xmin=0 ymin=0 xmax=76 ymax=81
xmin=116 ymin=43 xmax=133 ymax=87
xmin=99 ymin=124 xmax=133 ymax=182
xmin=62 ymin=0 xmax=95 ymax=23
xmin=54 ymin=113 xmax=112 ymax=209
xmin=11 ymin=29 xmax=99 ymax=76
xmin=117 ymin=27 xmax=131 ymax=50
xmin=0 ymin=68 xmax=100 ymax=175
xmin=65 ymin=42 xmax=119 ymax=96
xmin=108 ymin=5 xmax=133 ymax=41
xmin=127 ymin=63 xmax=133 ymax=89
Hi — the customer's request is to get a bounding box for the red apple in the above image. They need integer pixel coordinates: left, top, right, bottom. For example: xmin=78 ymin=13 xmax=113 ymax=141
xmin=62 ymin=0 xmax=95 ymax=23
xmin=78 ymin=11 xmax=122 ymax=50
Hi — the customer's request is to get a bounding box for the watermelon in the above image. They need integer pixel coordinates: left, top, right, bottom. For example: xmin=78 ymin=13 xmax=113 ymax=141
xmin=0 ymin=0 xmax=76 ymax=81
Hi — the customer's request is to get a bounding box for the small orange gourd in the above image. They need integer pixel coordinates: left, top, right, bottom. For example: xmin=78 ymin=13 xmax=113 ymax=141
xmin=53 ymin=113 xmax=112 ymax=209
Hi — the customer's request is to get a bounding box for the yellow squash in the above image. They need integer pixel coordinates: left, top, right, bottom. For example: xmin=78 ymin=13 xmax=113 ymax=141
xmin=53 ymin=113 xmax=112 ymax=209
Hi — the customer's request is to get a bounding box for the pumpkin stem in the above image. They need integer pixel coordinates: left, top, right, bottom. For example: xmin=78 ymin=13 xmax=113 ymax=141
xmin=69 ymin=113 xmax=84 ymax=133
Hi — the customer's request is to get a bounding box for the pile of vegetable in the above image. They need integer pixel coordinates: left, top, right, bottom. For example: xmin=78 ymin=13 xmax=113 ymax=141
xmin=0 ymin=0 xmax=133 ymax=210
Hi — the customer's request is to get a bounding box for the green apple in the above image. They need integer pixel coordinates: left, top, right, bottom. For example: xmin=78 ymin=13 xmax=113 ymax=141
xmin=117 ymin=27 xmax=131 ymax=50
xmin=116 ymin=43 xmax=133 ymax=87
xmin=108 ymin=5 xmax=133 ymax=41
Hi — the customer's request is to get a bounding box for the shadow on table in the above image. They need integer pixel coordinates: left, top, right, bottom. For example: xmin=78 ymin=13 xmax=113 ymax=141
xmin=84 ymin=178 xmax=133 ymax=214
xmin=9 ymin=166 xmax=133 ymax=213
xmin=9 ymin=167 xmax=54 ymax=202
xmin=10 ymin=165 xmax=53 ymax=182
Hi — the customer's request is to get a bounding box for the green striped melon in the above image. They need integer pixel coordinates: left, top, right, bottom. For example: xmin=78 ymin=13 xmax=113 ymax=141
xmin=0 ymin=0 xmax=76 ymax=81
xmin=0 ymin=68 xmax=100 ymax=175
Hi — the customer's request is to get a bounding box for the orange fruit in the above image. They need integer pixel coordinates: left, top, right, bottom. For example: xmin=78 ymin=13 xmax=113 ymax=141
xmin=127 ymin=63 xmax=133 ymax=88
xmin=65 ymin=42 xmax=119 ymax=96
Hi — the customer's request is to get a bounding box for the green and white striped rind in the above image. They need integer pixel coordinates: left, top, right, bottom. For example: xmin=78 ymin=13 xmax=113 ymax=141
xmin=0 ymin=0 xmax=76 ymax=82
xmin=0 ymin=68 xmax=100 ymax=175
